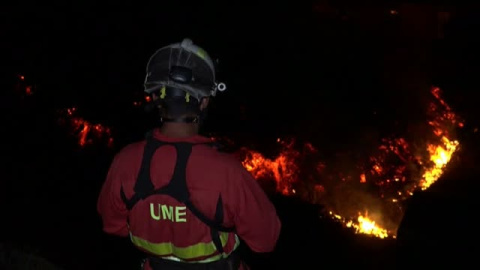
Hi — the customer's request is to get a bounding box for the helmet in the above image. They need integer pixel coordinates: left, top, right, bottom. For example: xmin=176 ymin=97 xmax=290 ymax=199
xmin=144 ymin=38 xmax=226 ymax=102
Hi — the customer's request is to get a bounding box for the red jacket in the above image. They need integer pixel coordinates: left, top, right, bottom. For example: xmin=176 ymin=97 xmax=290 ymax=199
xmin=97 ymin=129 xmax=281 ymax=264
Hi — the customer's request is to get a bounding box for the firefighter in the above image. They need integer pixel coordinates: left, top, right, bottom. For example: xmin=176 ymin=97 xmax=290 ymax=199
xmin=97 ymin=38 xmax=281 ymax=269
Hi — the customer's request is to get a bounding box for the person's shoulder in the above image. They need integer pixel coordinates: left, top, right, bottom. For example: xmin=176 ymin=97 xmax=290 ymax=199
xmin=192 ymin=136 xmax=246 ymax=170
xmin=200 ymin=146 xmax=247 ymax=172
xmin=113 ymin=139 xmax=147 ymax=162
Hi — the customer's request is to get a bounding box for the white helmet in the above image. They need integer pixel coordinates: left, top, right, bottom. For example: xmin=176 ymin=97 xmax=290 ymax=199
xmin=144 ymin=38 xmax=226 ymax=102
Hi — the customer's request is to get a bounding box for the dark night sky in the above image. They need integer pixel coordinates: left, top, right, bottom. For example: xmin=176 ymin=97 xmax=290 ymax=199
xmin=1 ymin=1 xmax=480 ymax=149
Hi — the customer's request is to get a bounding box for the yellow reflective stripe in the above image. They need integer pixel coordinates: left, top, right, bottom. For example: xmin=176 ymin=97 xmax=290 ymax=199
xmin=160 ymin=86 xmax=166 ymax=99
xmin=130 ymin=232 xmax=238 ymax=261
xmin=196 ymin=49 xmax=206 ymax=59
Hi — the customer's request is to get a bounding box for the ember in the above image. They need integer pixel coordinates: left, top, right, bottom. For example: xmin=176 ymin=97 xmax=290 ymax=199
xmin=16 ymin=74 xmax=35 ymax=96
xmin=133 ymin=95 xmax=152 ymax=107
xmin=240 ymin=87 xmax=461 ymax=239
xmin=59 ymin=107 xmax=114 ymax=148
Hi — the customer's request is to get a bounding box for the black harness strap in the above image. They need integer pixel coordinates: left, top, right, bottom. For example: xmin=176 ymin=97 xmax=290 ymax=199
xmin=120 ymin=139 xmax=166 ymax=210
xmin=120 ymin=136 xmax=235 ymax=255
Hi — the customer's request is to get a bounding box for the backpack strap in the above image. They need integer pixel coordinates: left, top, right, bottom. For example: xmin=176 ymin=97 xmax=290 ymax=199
xmin=120 ymin=137 xmax=235 ymax=254
xmin=120 ymin=138 xmax=165 ymax=210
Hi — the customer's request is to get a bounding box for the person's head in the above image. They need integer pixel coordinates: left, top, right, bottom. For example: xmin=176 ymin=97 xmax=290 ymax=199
xmin=143 ymin=38 xmax=226 ymax=136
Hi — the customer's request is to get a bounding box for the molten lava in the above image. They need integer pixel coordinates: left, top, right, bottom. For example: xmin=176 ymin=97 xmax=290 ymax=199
xmin=240 ymin=87 xmax=462 ymax=239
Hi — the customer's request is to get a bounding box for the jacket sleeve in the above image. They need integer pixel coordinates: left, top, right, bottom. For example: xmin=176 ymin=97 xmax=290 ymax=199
xmin=229 ymin=163 xmax=281 ymax=253
xmin=97 ymin=154 xmax=129 ymax=237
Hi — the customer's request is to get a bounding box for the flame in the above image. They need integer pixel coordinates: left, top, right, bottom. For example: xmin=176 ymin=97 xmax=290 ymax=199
xmin=241 ymin=139 xmax=299 ymax=195
xmin=332 ymin=211 xmax=391 ymax=239
xmin=420 ymin=137 xmax=459 ymax=190
xmin=418 ymin=86 xmax=462 ymax=190
xmin=350 ymin=215 xmax=390 ymax=239
xmin=240 ymin=86 xmax=461 ymax=239
xmin=59 ymin=107 xmax=114 ymax=147
xmin=329 ymin=211 xmax=391 ymax=238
